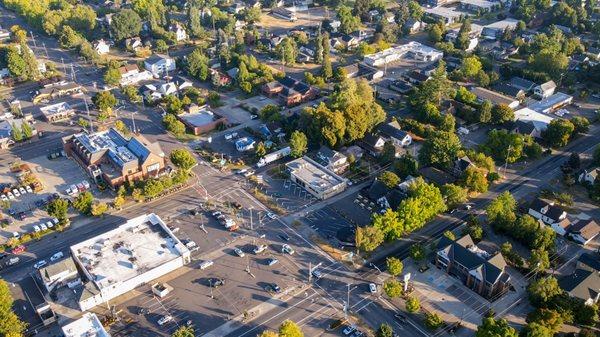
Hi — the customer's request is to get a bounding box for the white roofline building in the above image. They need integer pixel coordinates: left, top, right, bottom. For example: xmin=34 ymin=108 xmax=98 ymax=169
xmin=62 ymin=313 xmax=110 ymax=337
xmin=71 ymin=213 xmax=190 ymax=311
xmin=364 ymin=41 xmax=443 ymax=67
xmin=286 ymin=156 xmax=348 ymax=200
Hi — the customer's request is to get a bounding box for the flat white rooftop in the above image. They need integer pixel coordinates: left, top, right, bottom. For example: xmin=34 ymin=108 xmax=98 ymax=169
xmin=71 ymin=213 xmax=185 ymax=291
xmin=514 ymin=107 xmax=554 ymax=129
xmin=286 ymin=157 xmax=346 ymax=193
xmin=62 ymin=313 xmax=110 ymax=337
xmin=40 ymin=102 xmax=73 ymax=115
xmin=460 ymin=0 xmax=496 ymax=8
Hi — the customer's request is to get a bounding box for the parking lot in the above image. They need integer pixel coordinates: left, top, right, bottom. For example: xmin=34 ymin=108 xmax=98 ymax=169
xmin=107 ymin=212 xmax=307 ymax=337
xmin=0 ymin=153 xmax=111 ymax=243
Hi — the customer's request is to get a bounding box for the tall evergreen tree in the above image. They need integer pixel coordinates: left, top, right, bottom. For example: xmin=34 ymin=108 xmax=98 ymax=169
xmin=11 ymin=122 xmax=23 ymax=142
xmin=315 ymin=30 xmax=324 ymax=64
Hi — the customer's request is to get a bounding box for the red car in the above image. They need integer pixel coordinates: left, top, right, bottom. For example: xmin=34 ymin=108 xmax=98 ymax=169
xmin=12 ymin=245 xmax=26 ymax=254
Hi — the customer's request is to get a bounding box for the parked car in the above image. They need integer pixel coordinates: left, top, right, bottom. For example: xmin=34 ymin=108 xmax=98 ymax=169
xmin=46 ymin=221 xmax=54 ymax=229
xmin=6 ymin=192 xmax=14 ymax=200
xmin=234 ymin=248 xmax=245 ymax=257
xmin=0 ymin=195 xmax=7 ymax=201
xmin=25 ymin=185 xmax=33 ymax=193
xmin=253 ymin=244 xmax=267 ymax=254
xmin=12 ymin=245 xmax=26 ymax=254
xmin=12 ymin=189 xmax=20 ymax=197
xmin=6 ymin=257 xmax=20 ymax=266
xmin=12 ymin=232 xmax=20 ymax=239
xmin=33 ymin=225 xmax=41 ymax=232
xmin=264 ymin=283 xmax=281 ymax=293
xmin=40 ymin=223 xmax=48 ymax=231
xmin=208 ymin=278 xmax=225 ymax=288
xmin=82 ymin=180 xmax=90 ymax=189
xmin=18 ymin=187 xmax=26 ymax=194
xmin=50 ymin=251 xmax=64 ymax=261
xmin=199 ymin=260 xmax=214 ymax=270
xmin=343 ymin=325 xmax=357 ymax=335
xmin=243 ymin=170 xmax=255 ymax=177
xmin=33 ymin=260 xmax=47 ymax=269
xmin=369 ymin=283 xmax=377 ymax=294
xmin=281 ymin=244 xmax=295 ymax=255
xmin=266 ymin=212 xmax=278 ymax=220
xmin=279 ymin=234 xmax=290 ymax=241
xmin=266 ymin=258 xmax=278 ymax=266
xmin=157 ymin=315 xmax=173 ymax=326
xmin=311 ymin=269 xmax=322 ymax=279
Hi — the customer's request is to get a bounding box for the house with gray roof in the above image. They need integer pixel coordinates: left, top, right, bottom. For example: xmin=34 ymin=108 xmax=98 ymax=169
xmin=379 ymin=121 xmax=412 ymax=147
xmin=316 ymin=146 xmax=349 ymax=174
xmin=559 ymin=253 xmax=600 ymax=305
xmin=528 ymin=198 xmax=570 ymax=236
xmin=435 ymin=234 xmax=511 ymax=298
xmin=568 ymin=219 xmax=600 ymax=246
xmin=579 ymin=168 xmax=599 ymax=185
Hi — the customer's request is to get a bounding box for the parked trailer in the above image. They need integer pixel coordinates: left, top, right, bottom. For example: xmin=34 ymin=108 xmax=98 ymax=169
xmin=257 ymin=147 xmax=291 ymax=167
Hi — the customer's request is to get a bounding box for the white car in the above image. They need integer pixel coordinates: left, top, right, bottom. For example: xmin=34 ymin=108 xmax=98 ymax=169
xmin=12 ymin=232 xmax=20 ymax=239
xmin=343 ymin=325 xmax=357 ymax=335
xmin=234 ymin=248 xmax=245 ymax=257
xmin=50 ymin=251 xmax=64 ymax=261
xmin=253 ymin=244 xmax=267 ymax=254
xmin=33 ymin=260 xmax=47 ymax=269
xmin=199 ymin=260 xmax=214 ymax=270
xmin=33 ymin=225 xmax=41 ymax=232
xmin=25 ymin=185 xmax=33 ymax=193
xmin=157 ymin=315 xmax=173 ymax=326
xmin=12 ymin=189 xmax=20 ymax=197
xmin=0 ymin=195 xmax=7 ymax=201
xmin=46 ymin=221 xmax=54 ymax=228
xmin=19 ymin=187 xmax=26 ymax=194
xmin=6 ymin=192 xmax=14 ymax=200
xmin=311 ymin=269 xmax=322 ymax=279
xmin=52 ymin=218 xmax=59 ymax=225
xmin=282 ymin=244 xmax=295 ymax=255
xmin=40 ymin=223 xmax=48 ymax=231
xmin=82 ymin=180 xmax=90 ymax=189
xmin=369 ymin=283 xmax=377 ymax=294
xmin=266 ymin=212 xmax=278 ymax=220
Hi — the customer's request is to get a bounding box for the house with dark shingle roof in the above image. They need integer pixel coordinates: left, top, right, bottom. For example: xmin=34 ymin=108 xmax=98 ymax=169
xmin=579 ymin=168 xmax=599 ymax=185
xmin=379 ymin=121 xmax=412 ymax=147
xmin=568 ymin=219 xmax=600 ymax=245
xmin=452 ymin=156 xmax=474 ymax=177
xmin=559 ymin=253 xmax=600 ymax=305
xmin=509 ymin=77 xmax=536 ymax=92
xmin=316 ymin=146 xmax=349 ymax=174
xmin=528 ymin=198 xmax=570 ymax=235
xmin=435 ymin=234 xmax=511 ymax=298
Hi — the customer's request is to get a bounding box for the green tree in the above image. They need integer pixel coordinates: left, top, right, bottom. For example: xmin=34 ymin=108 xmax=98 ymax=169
xmin=462 ymin=167 xmax=489 ymax=193
xmin=0 ymin=279 xmax=27 ymax=336
xmin=258 ymin=331 xmax=279 ymax=337
xmin=443 ymin=230 xmax=456 ymax=240
xmin=276 ymin=37 xmax=297 ymax=66
xmin=11 ymin=122 xmax=22 ymax=142
xmin=522 ymin=322 xmax=553 ymax=337
xmin=410 ymin=243 xmax=426 ymax=261
xmin=111 ymin=9 xmax=142 ymax=41
xmin=441 ymin=183 xmax=468 ymax=208
xmin=187 ymin=48 xmax=209 ymax=80
xmin=486 ymin=191 xmax=517 ymax=228
xmin=6 ymin=47 xmax=26 ymax=79
xmin=242 ymin=6 xmax=262 ymax=24
xmin=529 ymin=50 xmax=568 ymax=79
xmin=322 ymin=52 xmax=333 ymax=79
xmin=355 ymin=225 xmax=385 ymax=252
xmin=21 ymin=121 xmax=33 ymax=139
xmin=475 ymin=317 xmax=518 ymax=337
xmin=122 ymin=85 xmax=142 ymax=104
xmin=479 ymin=100 xmax=493 ymax=123
xmin=46 ymin=198 xmax=69 ymax=222
xmin=73 ymin=191 xmax=94 ymax=215
xmin=315 ymin=31 xmax=324 ymax=64
xmin=376 ymin=323 xmax=394 ymax=337
xmin=378 ymin=171 xmax=400 ymax=188
xmin=527 ymin=276 xmax=562 ymax=307
xmin=428 ymin=24 xmax=443 ymax=43
xmin=172 ymin=326 xmax=195 ymax=337
xmin=143 ymin=179 xmax=164 ymax=198
xmin=460 ymin=55 xmax=483 ymax=79
xmin=383 ymin=278 xmax=403 ymax=298
xmin=338 ymin=5 xmax=361 ymax=34
xmin=278 ymin=319 xmax=304 ymax=337
xmin=104 ymin=66 xmax=122 ymax=87
xmin=406 ymin=296 xmax=420 ymax=313
xmin=542 ymin=119 xmax=574 ymax=148
xmin=455 ymin=19 xmax=472 ymax=50
xmin=528 ymin=249 xmax=550 ymax=272
xmin=419 ymin=131 xmax=462 ymax=168
xmin=113 ymin=195 xmax=125 ymax=210
xmin=289 ymin=131 xmax=308 ymax=158
xmin=93 ymin=91 xmax=117 ymax=114
xmin=59 ymin=25 xmax=82 ymax=49
xmin=593 ymin=145 xmax=600 ymax=166
xmin=527 ymin=308 xmax=563 ymax=332
xmin=373 ymin=208 xmax=404 ymax=240
xmin=163 ymin=114 xmax=186 ymax=135
xmin=570 ymin=116 xmax=589 ymax=135
xmin=170 ymin=148 xmax=197 ymax=171
xmin=425 ymin=313 xmax=443 ymax=330
xmin=67 ymin=5 xmax=97 ymax=36
xmin=256 ymin=142 xmax=267 ymax=158
xmin=491 ymin=104 xmax=514 ymax=124
xmin=386 ymin=257 xmax=403 ymax=276
xmin=91 ymin=202 xmax=109 ymax=216
xmin=482 ymin=129 xmax=524 ymax=163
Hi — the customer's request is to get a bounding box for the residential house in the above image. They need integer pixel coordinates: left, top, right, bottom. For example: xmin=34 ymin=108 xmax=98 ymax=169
xmin=470 ymin=86 xmax=520 ymax=109
xmin=228 ymin=2 xmax=246 ymax=14
xmin=40 ymin=102 xmax=75 ymax=123
xmin=509 ymin=77 xmax=536 ymax=92
xmin=528 ymin=198 xmax=570 ymax=236
xmin=435 ymin=234 xmax=511 ymax=299
xmin=125 ymin=37 xmax=143 ymax=51
xmin=568 ymin=219 xmax=600 ymax=245
xmin=379 ymin=121 xmax=412 ymax=147
xmin=513 ymin=107 xmax=554 ymax=138
xmin=420 ymin=166 xmax=456 ymax=186
xmin=316 ymin=146 xmax=349 ymax=174
xmin=459 ymin=0 xmax=501 ymax=12
xmin=365 ymin=180 xmax=406 ymax=210
xmin=39 ymin=258 xmax=80 ymax=292
xmin=452 ymin=156 xmax=475 ymax=177
xmin=403 ymin=70 xmax=430 ymax=85
xmin=169 ymin=23 xmax=187 ymax=42
xmin=534 ymin=80 xmax=557 ymax=99
xmin=262 ymin=76 xmax=318 ymax=107
xmin=388 ymin=80 xmax=413 ymax=94
xmin=559 ymin=253 xmax=600 ymax=305
xmin=359 ymin=133 xmax=386 ymax=156
xmin=177 ymin=105 xmax=228 ymax=135
xmin=493 ymin=83 xmax=526 ymax=101
xmin=144 ymin=54 xmax=176 ymax=77
xmin=481 ymin=18 xmax=519 ymax=39
xmin=62 ymin=128 xmax=166 ymax=189
xmin=579 ymin=168 xmax=599 ymax=185
xmin=527 ymin=92 xmax=573 ymax=114
xmin=509 ymin=120 xmax=537 ymax=138
xmin=93 ymin=39 xmax=110 ymax=55
xmin=403 ymin=19 xmax=425 ymax=34
xmin=33 ymin=82 xmax=83 ymax=104
xmin=271 ymin=7 xmax=297 ymax=21
xmin=118 ymin=64 xmax=153 ymax=86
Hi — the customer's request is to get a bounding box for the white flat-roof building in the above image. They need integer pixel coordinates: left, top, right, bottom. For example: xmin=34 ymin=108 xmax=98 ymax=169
xmin=286 ymin=156 xmax=348 ymax=200
xmin=364 ymin=41 xmax=443 ymax=67
xmin=424 ymin=6 xmax=467 ymax=25
xmin=62 ymin=313 xmax=110 ymax=337
xmin=482 ymin=18 xmax=519 ymax=39
xmin=527 ymin=92 xmax=573 ymax=114
xmin=71 ymin=214 xmax=190 ymax=311
xmin=40 ymin=102 xmax=75 ymax=123
xmin=514 ymin=107 xmax=554 ymax=137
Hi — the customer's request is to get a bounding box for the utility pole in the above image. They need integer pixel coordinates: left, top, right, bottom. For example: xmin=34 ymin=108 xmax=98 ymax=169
xmin=503 ymin=145 xmax=513 ymax=178
xmin=249 ymin=207 xmax=253 ymax=230
xmin=83 ymin=97 xmax=92 ymax=133
xmin=308 ymin=262 xmax=312 ymax=283
xmin=131 ymin=112 xmax=137 ymax=134
xmin=70 ymin=64 xmax=76 ymax=82
xmin=41 ymin=43 xmax=48 ymax=58
xmin=346 ymin=283 xmax=350 ymax=316
xmin=61 ymin=57 xmax=66 ymax=75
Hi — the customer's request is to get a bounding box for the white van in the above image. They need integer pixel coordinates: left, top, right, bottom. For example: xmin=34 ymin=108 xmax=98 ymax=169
xmin=199 ymin=260 xmax=214 ymax=270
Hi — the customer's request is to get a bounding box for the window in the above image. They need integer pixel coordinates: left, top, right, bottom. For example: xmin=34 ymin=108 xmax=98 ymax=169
xmin=147 ymin=163 xmax=160 ymax=172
